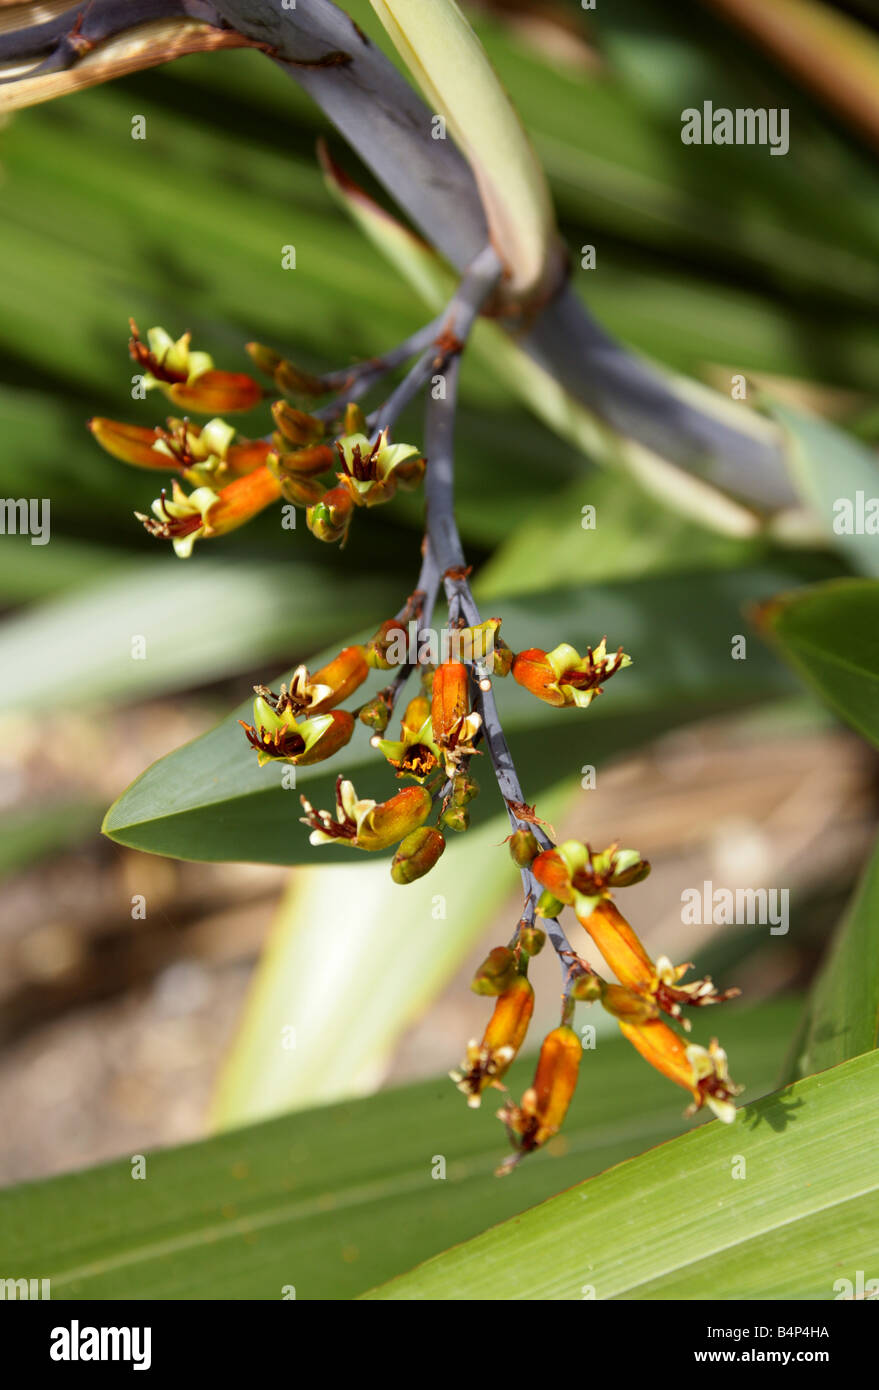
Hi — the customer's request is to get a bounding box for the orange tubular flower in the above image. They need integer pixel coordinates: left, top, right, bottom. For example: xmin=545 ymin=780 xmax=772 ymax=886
xmin=89 ymin=416 xmax=272 ymax=480
xmin=137 ymin=467 xmax=283 ymax=557
xmin=128 ymin=322 xmax=264 ymax=413
xmin=512 ymin=639 xmax=630 ymax=709
xmin=451 ymin=974 xmax=535 ymax=1107
xmin=582 ymin=900 xmax=739 ymax=1023
xmin=431 ymin=660 xmax=482 ymax=774
xmin=252 ymin=645 xmax=368 ymax=722
xmin=497 ymin=1024 xmax=582 ymax=1171
xmin=579 ymin=898 xmax=657 ymax=995
xmin=618 ymin=1019 xmax=742 ymax=1123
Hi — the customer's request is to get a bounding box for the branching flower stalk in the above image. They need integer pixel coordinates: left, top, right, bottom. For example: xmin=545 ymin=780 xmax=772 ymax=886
xmin=91 ymin=238 xmax=744 ymax=1173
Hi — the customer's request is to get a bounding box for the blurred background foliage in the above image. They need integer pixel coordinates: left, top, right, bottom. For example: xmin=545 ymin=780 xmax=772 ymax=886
xmin=1 ymin=0 xmax=878 ymax=1215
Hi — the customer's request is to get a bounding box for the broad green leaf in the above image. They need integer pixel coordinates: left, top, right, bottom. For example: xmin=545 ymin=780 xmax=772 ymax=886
xmin=102 ymin=567 xmax=798 ymax=865
xmin=771 ymin=402 xmax=879 ymax=575
xmin=211 ymin=783 xmax=568 ymax=1126
xmin=786 ymin=832 xmax=879 ymax=1081
xmin=0 ymin=1000 xmax=800 ymax=1300
xmin=365 ymin=1050 xmax=879 ymax=1300
xmin=758 ymin=577 xmax=879 ymax=747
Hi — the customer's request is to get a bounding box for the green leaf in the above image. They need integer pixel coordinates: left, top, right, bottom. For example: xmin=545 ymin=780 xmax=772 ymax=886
xmin=771 ymin=402 xmax=879 ymax=575
xmin=0 ymin=801 xmax=104 ymax=879
xmin=0 ymin=999 xmax=800 ymax=1300
xmin=758 ymin=576 xmax=879 ymax=747
xmin=478 ymin=473 xmax=764 ymax=595
xmin=102 ymin=567 xmax=798 ymax=865
xmin=368 ymin=0 xmax=555 ymax=299
xmin=0 ymin=560 xmax=398 ymax=715
xmin=365 ymin=1050 xmax=879 ymax=1300
xmin=786 ymin=833 xmax=879 ymax=1082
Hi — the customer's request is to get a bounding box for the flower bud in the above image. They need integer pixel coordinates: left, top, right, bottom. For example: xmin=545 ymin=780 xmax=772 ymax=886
xmin=391 ymin=826 xmax=446 ymax=884
xmin=571 ymin=973 xmax=659 ymax=1023
xmin=518 ymin=925 xmax=546 ymax=957
xmin=357 ymin=691 xmax=393 ymax=732
xmin=272 ymin=445 xmax=336 ymax=478
xmin=277 ymin=474 xmax=327 ymax=508
xmin=532 ymin=847 xmax=575 ymax=904
xmin=440 ymin=802 xmax=470 ymax=833
xmin=450 ymin=771 xmax=479 ymax=806
xmin=343 ymin=402 xmax=367 ymax=434
xmin=306 ymin=486 xmax=353 ymax=545
xmin=508 ymin=828 xmax=539 ymax=868
xmin=536 ymin=888 xmax=565 ymax=919
xmin=569 ymin=974 xmax=603 ymax=1003
xmin=246 ymin=343 xmax=325 ymax=398
xmin=365 ymin=619 xmax=408 ymax=669
xmin=271 ymin=401 xmax=326 ymax=446
xmin=471 ymin=946 xmax=517 ymax=996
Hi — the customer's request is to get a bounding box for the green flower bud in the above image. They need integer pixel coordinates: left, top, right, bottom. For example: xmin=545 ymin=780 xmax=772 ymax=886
xmin=390 ymin=826 xmax=446 ymax=884
xmin=451 ymin=771 xmax=479 ymax=806
xmin=441 ymin=803 xmax=470 ymax=833
xmin=536 ymin=888 xmax=565 ymax=919
xmin=508 ymin=828 xmax=539 ymax=868
xmin=471 ymin=946 xmax=517 ymax=996
xmin=519 ymin=925 xmax=546 ymax=957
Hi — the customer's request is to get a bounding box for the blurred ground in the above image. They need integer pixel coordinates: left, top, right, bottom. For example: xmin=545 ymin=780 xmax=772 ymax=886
xmin=0 ymin=697 xmax=873 ymax=1185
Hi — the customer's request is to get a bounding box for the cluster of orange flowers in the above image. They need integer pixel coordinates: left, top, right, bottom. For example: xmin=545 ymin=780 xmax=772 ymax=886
xmin=90 ymin=322 xmax=743 ymax=1173
xmin=456 ymin=841 xmax=741 ymax=1173
xmin=89 ymin=323 xmax=425 ymax=555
